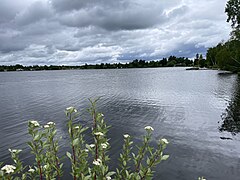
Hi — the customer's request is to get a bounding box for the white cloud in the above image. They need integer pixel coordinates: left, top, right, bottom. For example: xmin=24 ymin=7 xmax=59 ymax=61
xmin=0 ymin=0 xmax=232 ymax=65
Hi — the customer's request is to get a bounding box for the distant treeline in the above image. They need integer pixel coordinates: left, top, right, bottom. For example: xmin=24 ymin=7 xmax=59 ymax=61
xmin=0 ymin=56 xmax=199 ymax=71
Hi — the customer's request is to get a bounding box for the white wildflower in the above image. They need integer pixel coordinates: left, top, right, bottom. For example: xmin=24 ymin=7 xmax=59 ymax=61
xmin=89 ymin=144 xmax=95 ymax=148
xmin=93 ymin=160 xmax=100 ymax=166
xmin=30 ymin=120 xmax=40 ymax=127
xmin=8 ymin=149 xmax=21 ymax=153
xmin=94 ymin=132 xmax=104 ymax=136
xmin=85 ymin=149 xmax=89 ymax=152
xmin=1 ymin=165 xmax=16 ymax=174
xmin=66 ymin=106 xmax=77 ymax=113
xmin=44 ymin=125 xmax=50 ymax=128
xmin=160 ymin=138 xmax=169 ymax=144
xmin=74 ymin=126 xmax=80 ymax=129
xmin=66 ymin=106 xmax=73 ymax=111
xmin=93 ymin=159 xmax=102 ymax=166
xmin=101 ymin=113 xmax=104 ymax=117
xmin=123 ymin=134 xmax=130 ymax=138
xmin=47 ymin=122 xmax=55 ymax=126
xmin=28 ymin=168 xmax=35 ymax=173
xmin=106 ymin=176 xmax=111 ymax=180
xmin=144 ymin=126 xmax=154 ymax=131
xmin=101 ymin=143 xmax=108 ymax=149
xmin=43 ymin=165 xmax=47 ymax=169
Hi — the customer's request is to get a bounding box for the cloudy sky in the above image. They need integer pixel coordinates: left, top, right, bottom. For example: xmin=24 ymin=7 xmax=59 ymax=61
xmin=0 ymin=0 xmax=231 ymax=65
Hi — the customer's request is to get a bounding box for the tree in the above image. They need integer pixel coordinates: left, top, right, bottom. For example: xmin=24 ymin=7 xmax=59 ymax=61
xmin=225 ymin=0 xmax=240 ymax=40
xmin=215 ymin=47 xmax=231 ymax=70
xmin=196 ymin=53 xmax=199 ymax=60
xmin=204 ymin=0 xmax=240 ymax=72
xmin=206 ymin=47 xmax=217 ymax=67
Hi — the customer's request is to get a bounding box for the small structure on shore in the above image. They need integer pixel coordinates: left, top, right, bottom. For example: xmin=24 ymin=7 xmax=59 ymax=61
xmin=186 ymin=67 xmax=199 ymax=70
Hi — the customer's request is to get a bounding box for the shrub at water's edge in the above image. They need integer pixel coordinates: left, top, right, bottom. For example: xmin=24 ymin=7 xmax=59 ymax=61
xmin=0 ymin=99 xmax=171 ymax=180
xmin=205 ymin=0 xmax=240 ymax=73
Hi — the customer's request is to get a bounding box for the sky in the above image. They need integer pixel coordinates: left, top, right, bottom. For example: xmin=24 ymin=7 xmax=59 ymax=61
xmin=0 ymin=0 xmax=232 ymax=66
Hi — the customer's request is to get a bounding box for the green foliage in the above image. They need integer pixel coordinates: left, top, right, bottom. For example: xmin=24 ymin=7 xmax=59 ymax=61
xmin=0 ymin=99 xmax=170 ymax=179
xmin=206 ymin=40 xmax=240 ymax=72
xmin=225 ymin=0 xmax=240 ymax=40
xmin=0 ymin=56 xmax=194 ymax=72
xmin=206 ymin=0 xmax=240 ymax=72
xmin=116 ymin=128 xmax=170 ymax=180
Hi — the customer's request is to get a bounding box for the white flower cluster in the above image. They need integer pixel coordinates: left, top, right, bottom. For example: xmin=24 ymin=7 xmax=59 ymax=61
xmin=106 ymin=176 xmax=111 ymax=180
xmin=85 ymin=149 xmax=89 ymax=152
xmin=144 ymin=126 xmax=154 ymax=131
xmin=101 ymin=143 xmax=108 ymax=149
xmin=44 ymin=122 xmax=55 ymax=128
xmin=47 ymin=122 xmax=55 ymax=126
xmin=94 ymin=132 xmax=104 ymax=136
xmin=123 ymin=134 xmax=130 ymax=138
xmin=66 ymin=106 xmax=77 ymax=113
xmin=28 ymin=168 xmax=35 ymax=173
xmin=93 ymin=158 xmax=102 ymax=166
xmin=44 ymin=125 xmax=50 ymax=128
xmin=89 ymin=144 xmax=95 ymax=148
xmin=30 ymin=120 xmax=40 ymax=127
xmin=8 ymin=149 xmax=21 ymax=153
xmin=160 ymin=138 xmax=169 ymax=144
xmin=1 ymin=164 xmax=16 ymax=174
xmin=74 ymin=126 xmax=80 ymax=129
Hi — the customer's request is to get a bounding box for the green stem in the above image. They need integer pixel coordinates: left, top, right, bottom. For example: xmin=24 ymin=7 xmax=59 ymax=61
xmin=69 ymin=113 xmax=76 ymax=180
xmin=71 ymin=129 xmax=76 ymax=180
xmin=135 ymin=136 xmax=150 ymax=172
xmin=52 ymin=138 xmax=60 ymax=180
xmin=140 ymin=145 xmax=162 ymax=179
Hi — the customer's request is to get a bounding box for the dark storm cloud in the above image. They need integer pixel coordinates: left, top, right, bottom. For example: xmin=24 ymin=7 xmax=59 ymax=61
xmin=53 ymin=0 xmax=178 ymax=30
xmin=0 ymin=42 xmax=26 ymax=53
xmin=0 ymin=0 xmax=232 ymax=65
xmin=0 ymin=1 xmax=23 ymax=24
xmin=0 ymin=31 xmax=27 ymax=53
xmin=50 ymin=0 xmax=130 ymax=12
xmin=14 ymin=1 xmax=53 ymax=26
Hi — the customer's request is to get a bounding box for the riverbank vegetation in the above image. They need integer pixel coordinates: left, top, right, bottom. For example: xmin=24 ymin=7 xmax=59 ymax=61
xmin=206 ymin=0 xmax=240 ymax=73
xmin=0 ymin=99 xmax=170 ymax=179
xmin=0 ymin=56 xmax=194 ymax=72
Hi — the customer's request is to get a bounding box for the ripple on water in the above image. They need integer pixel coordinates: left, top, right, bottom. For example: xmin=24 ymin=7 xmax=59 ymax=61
xmin=1 ymin=68 xmax=240 ymax=180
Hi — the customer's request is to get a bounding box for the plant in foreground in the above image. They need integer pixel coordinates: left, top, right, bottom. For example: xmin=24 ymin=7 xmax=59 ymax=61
xmin=0 ymin=99 xmax=171 ymax=179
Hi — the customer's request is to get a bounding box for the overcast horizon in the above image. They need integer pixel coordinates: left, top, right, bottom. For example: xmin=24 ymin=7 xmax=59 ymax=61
xmin=0 ymin=0 xmax=232 ymax=66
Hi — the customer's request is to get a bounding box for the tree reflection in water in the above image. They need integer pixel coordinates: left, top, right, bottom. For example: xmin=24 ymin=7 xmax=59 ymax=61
xmin=219 ymin=75 xmax=240 ymax=135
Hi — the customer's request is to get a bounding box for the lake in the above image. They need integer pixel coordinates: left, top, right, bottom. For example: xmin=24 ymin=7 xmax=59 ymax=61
xmin=0 ymin=67 xmax=240 ymax=179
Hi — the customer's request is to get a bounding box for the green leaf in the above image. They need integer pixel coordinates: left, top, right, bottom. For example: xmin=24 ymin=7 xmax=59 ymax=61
xmin=73 ymin=138 xmax=79 ymax=146
xmin=52 ymin=129 xmax=57 ymax=136
xmin=108 ymin=171 xmax=116 ymax=176
xmin=33 ymin=133 xmax=41 ymax=141
xmin=27 ymin=142 xmax=34 ymax=150
xmin=0 ymin=170 xmax=4 ymax=177
xmin=161 ymin=155 xmax=169 ymax=161
xmin=66 ymin=151 xmax=72 ymax=160
xmin=147 ymin=157 xmax=150 ymax=165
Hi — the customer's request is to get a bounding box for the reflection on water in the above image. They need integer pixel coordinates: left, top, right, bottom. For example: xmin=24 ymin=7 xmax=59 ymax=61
xmin=219 ymin=75 xmax=240 ymax=135
xmin=1 ymin=68 xmax=240 ymax=180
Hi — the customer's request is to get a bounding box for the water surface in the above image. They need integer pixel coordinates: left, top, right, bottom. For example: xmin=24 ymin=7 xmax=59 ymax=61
xmin=0 ymin=67 xmax=240 ymax=179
